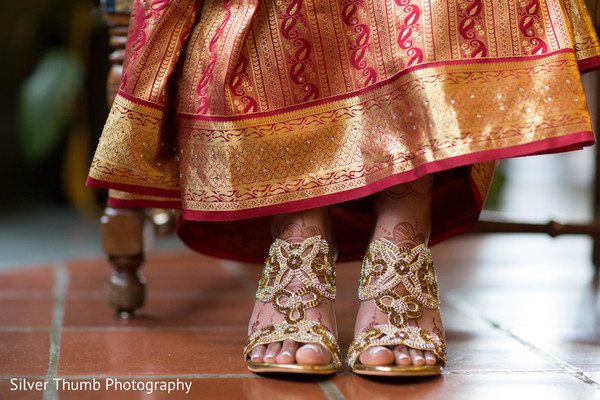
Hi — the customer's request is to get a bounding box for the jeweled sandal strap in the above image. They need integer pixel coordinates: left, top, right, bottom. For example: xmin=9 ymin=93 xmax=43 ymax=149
xmin=347 ymin=323 xmax=446 ymax=368
xmin=244 ymin=319 xmax=342 ymax=368
xmin=256 ymin=236 xmax=335 ymax=305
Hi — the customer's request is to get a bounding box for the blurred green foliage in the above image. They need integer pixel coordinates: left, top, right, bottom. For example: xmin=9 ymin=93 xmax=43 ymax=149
xmin=0 ymin=0 xmax=109 ymax=207
xmin=18 ymin=49 xmax=85 ymax=163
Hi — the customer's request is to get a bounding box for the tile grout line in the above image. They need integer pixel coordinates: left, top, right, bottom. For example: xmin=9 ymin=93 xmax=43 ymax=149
xmin=0 ymin=326 xmax=248 ymax=333
xmin=0 ymin=327 xmax=50 ymax=332
xmin=60 ymin=326 xmax=247 ymax=332
xmin=319 ymin=379 xmax=347 ymax=400
xmin=443 ymin=293 xmax=600 ymax=389
xmin=42 ymin=263 xmax=70 ymax=400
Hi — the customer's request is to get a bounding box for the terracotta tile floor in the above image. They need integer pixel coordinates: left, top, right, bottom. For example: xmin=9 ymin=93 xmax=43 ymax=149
xmin=1 ymin=230 xmax=600 ymax=399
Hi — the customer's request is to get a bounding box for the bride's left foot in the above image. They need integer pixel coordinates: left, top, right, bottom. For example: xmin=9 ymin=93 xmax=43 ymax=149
xmin=354 ymin=315 xmax=442 ymax=367
xmin=348 ymin=239 xmax=446 ymax=375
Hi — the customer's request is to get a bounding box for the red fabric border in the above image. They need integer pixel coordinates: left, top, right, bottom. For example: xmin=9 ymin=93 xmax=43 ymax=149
xmin=578 ymin=55 xmax=600 ymax=73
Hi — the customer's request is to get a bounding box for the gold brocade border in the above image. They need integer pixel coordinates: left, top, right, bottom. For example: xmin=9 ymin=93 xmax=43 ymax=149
xmin=89 ymin=51 xmax=593 ymax=214
xmin=112 ymin=95 xmax=166 ymax=120
xmin=179 ymin=119 xmax=590 ymax=213
xmin=88 ymin=95 xmax=180 ymax=193
xmin=570 ymin=0 xmax=600 ymax=56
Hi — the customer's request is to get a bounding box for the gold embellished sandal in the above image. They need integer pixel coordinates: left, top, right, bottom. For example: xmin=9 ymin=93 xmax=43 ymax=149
xmin=348 ymin=239 xmax=446 ymax=376
xmin=243 ymin=236 xmax=342 ymax=374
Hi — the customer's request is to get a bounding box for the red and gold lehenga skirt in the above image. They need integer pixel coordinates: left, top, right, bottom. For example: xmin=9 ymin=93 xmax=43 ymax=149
xmin=88 ymin=0 xmax=600 ymax=262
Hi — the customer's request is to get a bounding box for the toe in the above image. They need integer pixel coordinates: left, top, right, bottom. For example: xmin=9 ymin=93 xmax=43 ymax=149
xmin=276 ymin=340 xmax=298 ymax=364
xmin=264 ymin=342 xmax=281 ymax=364
xmin=296 ymin=343 xmax=331 ymax=365
xmin=424 ymin=351 xmax=438 ymax=366
xmin=358 ymin=346 xmax=395 ymax=366
xmin=249 ymin=345 xmax=266 ymax=364
xmin=408 ymin=348 xmax=425 ymax=366
xmin=392 ymin=345 xmax=412 ymax=366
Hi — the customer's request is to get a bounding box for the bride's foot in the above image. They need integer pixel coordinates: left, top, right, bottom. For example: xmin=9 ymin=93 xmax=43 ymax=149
xmin=357 ymin=344 xmax=439 ymax=367
xmin=244 ymin=209 xmax=341 ymax=373
xmin=247 ymin=340 xmax=331 ymax=366
xmin=348 ymin=239 xmax=446 ymax=375
xmin=246 ymin=250 xmax=337 ymax=367
xmin=354 ymin=306 xmax=443 ymax=367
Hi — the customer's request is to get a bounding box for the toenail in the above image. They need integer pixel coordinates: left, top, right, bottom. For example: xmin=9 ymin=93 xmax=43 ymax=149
xmin=370 ymin=347 xmax=388 ymax=355
xmin=302 ymin=344 xmax=323 ymax=354
xmin=280 ymin=351 xmax=292 ymax=358
xmin=396 ymin=352 xmax=409 ymax=359
xmin=251 ymin=355 xmax=261 ymax=362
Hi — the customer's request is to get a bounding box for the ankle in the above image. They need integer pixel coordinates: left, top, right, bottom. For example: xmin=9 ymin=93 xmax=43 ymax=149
xmin=271 ymin=208 xmax=332 ymax=243
xmin=369 ymin=223 xmax=429 ymax=249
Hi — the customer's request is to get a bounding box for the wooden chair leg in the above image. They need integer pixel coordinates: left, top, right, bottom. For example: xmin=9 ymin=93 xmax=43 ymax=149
xmin=99 ymin=6 xmax=145 ymax=317
xmin=101 ymin=207 xmax=146 ymax=319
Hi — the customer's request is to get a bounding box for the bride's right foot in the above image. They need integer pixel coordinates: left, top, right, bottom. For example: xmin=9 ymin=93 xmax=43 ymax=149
xmin=244 ymin=236 xmax=341 ymax=374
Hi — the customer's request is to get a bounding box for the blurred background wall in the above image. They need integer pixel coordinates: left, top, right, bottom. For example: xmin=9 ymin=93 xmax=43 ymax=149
xmin=0 ymin=0 xmax=110 ymax=214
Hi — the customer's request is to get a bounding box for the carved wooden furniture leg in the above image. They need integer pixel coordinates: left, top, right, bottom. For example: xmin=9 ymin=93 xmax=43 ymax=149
xmin=101 ymin=207 xmax=147 ymax=319
xmin=100 ymin=4 xmax=148 ymax=318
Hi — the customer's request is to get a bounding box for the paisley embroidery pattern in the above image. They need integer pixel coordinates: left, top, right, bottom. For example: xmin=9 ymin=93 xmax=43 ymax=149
xmin=280 ymin=0 xmax=319 ymax=101
xmin=342 ymin=1 xmax=378 ymax=86
xmin=458 ymin=0 xmax=487 ymax=58
xmin=519 ymin=0 xmax=549 ymax=55
xmin=396 ymin=0 xmax=424 ymax=66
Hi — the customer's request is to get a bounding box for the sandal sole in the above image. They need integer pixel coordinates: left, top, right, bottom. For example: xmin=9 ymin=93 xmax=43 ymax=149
xmin=246 ymin=360 xmax=338 ymax=375
xmin=352 ymin=362 xmax=443 ymax=377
